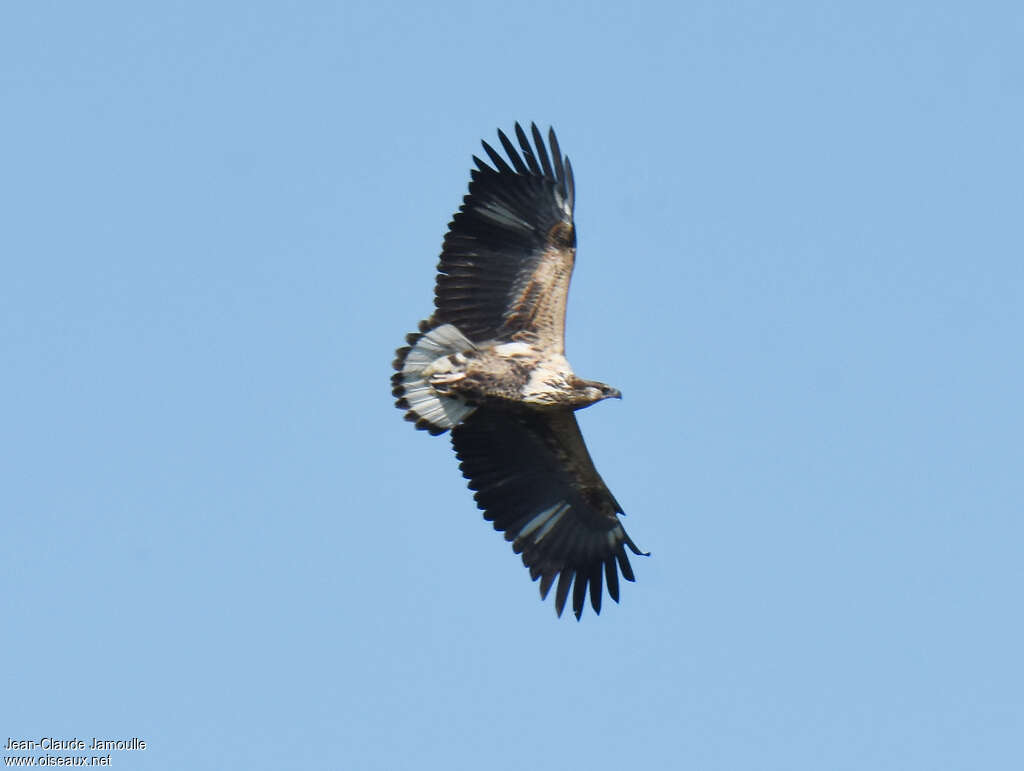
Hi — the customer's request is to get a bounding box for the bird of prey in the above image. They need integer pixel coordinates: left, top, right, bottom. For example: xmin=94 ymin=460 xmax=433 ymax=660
xmin=392 ymin=123 xmax=646 ymax=619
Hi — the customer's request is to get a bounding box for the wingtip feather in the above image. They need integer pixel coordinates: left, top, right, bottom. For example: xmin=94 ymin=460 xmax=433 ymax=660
xmin=554 ymin=569 xmax=574 ymax=617
xmin=572 ymin=571 xmax=587 ymax=620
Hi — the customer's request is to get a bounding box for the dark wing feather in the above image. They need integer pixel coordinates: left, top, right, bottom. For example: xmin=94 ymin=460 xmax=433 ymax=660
xmin=430 ymin=123 xmax=576 ymax=352
xmin=451 ymin=409 xmax=646 ymax=620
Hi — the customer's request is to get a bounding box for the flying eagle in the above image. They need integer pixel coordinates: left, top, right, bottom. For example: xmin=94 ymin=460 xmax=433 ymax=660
xmin=392 ymin=123 xmax=646 ymax=619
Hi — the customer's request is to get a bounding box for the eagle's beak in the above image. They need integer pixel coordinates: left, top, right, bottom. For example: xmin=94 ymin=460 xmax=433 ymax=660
xmin=607 ymin=387 xmax=622 ymax=400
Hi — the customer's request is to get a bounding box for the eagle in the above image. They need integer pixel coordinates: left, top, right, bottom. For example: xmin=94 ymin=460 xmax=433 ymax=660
xmin=392 ymin=123 xmax=646 ymax=619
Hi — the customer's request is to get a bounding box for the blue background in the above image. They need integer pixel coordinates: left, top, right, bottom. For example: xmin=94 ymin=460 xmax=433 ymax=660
xmin=3 ymin=2 xmax=1022 ymax=768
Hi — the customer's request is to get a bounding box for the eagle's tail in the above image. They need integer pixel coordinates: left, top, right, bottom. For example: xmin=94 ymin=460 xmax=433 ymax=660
xmin=391 ymin=322 xmax=477 ymax=435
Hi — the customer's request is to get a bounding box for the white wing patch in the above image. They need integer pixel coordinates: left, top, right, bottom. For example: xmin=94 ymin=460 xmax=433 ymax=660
xmin=553 ymin=188 xmax=572 ymax=218
xmin=493 ymin=341 xmax=533 ymax=358
xmin=606 ymin=526 xmax=624 ymax=550
xmin=478 ymin=201 xmax=533 ymax=234
xmin=517 ymin=501 xmax=570 ymax=545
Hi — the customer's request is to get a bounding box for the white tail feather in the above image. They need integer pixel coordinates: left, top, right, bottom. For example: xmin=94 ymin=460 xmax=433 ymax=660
xmin=395 ymin=324 xmax=477 ymax=433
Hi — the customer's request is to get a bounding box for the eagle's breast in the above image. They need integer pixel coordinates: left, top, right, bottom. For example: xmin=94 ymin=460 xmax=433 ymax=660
xmin=519 ymin=352 xmax=574 ymax=405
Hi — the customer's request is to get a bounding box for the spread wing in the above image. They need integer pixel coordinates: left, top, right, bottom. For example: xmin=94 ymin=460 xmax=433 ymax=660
xmin=451 ymin=408 xmax=646 ymax=619
xmin=430 ymin=123 xmax=577 ymax=352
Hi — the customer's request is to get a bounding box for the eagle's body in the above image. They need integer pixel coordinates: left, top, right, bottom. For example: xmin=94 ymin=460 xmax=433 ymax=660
xmin=392 ymin=123 xmax=645 ymax=619
xmin=424 ymin=339 xmax=616 ymax=408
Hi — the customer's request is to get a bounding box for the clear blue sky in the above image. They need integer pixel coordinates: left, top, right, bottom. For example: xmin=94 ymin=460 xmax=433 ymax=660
xmin=3 ymin=2 xmax=1022 ymax=769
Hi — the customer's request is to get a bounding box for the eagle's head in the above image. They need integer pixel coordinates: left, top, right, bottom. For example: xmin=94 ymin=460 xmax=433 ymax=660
xmin=572 ymin=378 xmax=622 ymax=407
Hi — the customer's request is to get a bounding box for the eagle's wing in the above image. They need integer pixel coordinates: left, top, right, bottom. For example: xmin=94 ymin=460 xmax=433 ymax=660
xmin=451 ymin=409 xmax=645 ymax=619
xmin=430 ymin=123 xmax=576 ymax=353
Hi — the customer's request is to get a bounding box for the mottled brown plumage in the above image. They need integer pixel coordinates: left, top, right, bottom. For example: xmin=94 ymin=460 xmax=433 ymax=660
xmin=391 ymin=123 xmax=646 ymax=619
